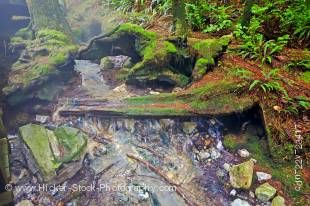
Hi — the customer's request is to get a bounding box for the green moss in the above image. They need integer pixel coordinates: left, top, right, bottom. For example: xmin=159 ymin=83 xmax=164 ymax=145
xmin=126 ymin=93 xmax=178 ymax=105
xmin=54 ymin=126 xmax=87 ymax=163
xmin=19 ymin=124 xmax=60 ymax=181
xmin=193 ymin=57 xmax=214 ymax=79
xmin=164 ymin=41 xmax=178 ymax=54
xmin=5 ymin=29 xmax=77 ymax=94
xmin=300 ymin=71 xmax=310 ymax=83
xmin=120 ymin=107 xmax=188 ymax=116
xmin=19 ymin=124 xmax=88 ymax=181
xmin=37 ymin=29 xmax=71 ymax=44
xmin=116 ymin=23 xmax=157 ymax=41
xmin=223 ymin=134 xmax=243 ymax=150
xmin=49 ymin=51 xmax=68 ymax=65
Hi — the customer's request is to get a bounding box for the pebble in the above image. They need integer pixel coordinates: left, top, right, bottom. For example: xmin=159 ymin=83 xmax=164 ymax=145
xmin=249 ymin=191 xmax=255 ymax=198
xmin=210 ymin=148 xmax=221 ymax=159
xmin=230 ymin=189 xmax=237 ymax=196
xmin=238 ymin=149 xmax=250 ymax=158
xmin=223 ymin=163 xmax=231 ymax=172
xmin=231 ymin=198 xmax=251 ymax=206
xmin=199 ymin=151 xmax=210 ymax=160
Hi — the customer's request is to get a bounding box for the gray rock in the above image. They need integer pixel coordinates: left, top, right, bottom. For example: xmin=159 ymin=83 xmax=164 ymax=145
xmin=231 ymin=198 xmax=251 ymax=206
xmin=238 ymin=149 xmax=250 ymax=158
xmin=210 ymin=148 xmax=221 ymax=159
xmin=223 ymin=163 xmax=231 ymax=172
xmin=199 ymin=151 xmax=210 ymax=160
xmin=256 ymin=171 xmax=272 ymax=182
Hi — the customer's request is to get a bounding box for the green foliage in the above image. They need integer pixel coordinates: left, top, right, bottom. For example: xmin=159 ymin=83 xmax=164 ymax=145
xmin=230 ymin=67 xmax=253 ymax=79
xmin=300 ymin=71 xmax=310 ymax=83
xmin=234 ymin=20 xmax=289 ymax=64
xmin=248 ymin=69 xmax=288 ymax=96
xmin=37 ymin=29 xmax=71 ymax=45
xmin=287 ymin=60 xmax=310 ymax=71
xmin=281 ymin=0 xmax=310 ymax=43
xmin=185 ymin=3 xmax=232 ymax=33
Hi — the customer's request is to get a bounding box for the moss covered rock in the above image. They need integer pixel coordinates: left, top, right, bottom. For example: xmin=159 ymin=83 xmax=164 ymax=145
xmin=4 ymin=29 xmax=77 ymax=106
xmin=79 ymin=23 xmax=193 ymax=88
xmin=19 ymin=124 xmax=87 ymax=181
xmin=190 ymin=34 xmax=232 ymax=80
xmin=271 ymin=196 xmax=285 ymax=206
xmin=229 ymin=160 xmax=254 ymax=189
xmin=255 ymin=182 xmax=277 ymax=202
xmin=100 ymin=57 xmax=114 ymax=70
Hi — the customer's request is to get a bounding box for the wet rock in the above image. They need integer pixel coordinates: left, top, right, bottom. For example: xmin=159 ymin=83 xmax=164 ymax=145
xmin=256 ymin=171 xmax=272 ymax=182
xmin=210 ymin=147 xmax=221 ymax=160
xmin=19 ymin=124 xmax=87 ymax=181
xmin=238 ymin=149 xmax=250 ymax=158
xmin=271 ymin=196 xmax=285 ymax=206
xmin=198 ymin=151 xmax=210 ymax=160
xmin=255 ymin=183 xmax=277 ymax=202
xmin=231 ymin=198 xmax=251 ymax=206
xmin=229 ymin=160 xmax=254 ymax=189
xmin=100 ymin=57 xmax=114 ymax=70
xmin=182 ymin=122 xmax=197 ymax=134
xmin=16 ymin=200 xmax=34 ymax=206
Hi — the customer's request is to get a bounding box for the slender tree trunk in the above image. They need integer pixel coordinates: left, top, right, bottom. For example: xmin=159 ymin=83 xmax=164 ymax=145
xmin=172 ymin=0 xmax=188 ymax=36
xmin=241 ymin=0 xmax=257 ymax=27
xmin=25 ymin=0 xmax=71 ymax=34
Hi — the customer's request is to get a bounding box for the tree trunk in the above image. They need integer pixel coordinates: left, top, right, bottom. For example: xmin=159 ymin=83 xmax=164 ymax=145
xmin=172 ymin=0 xmax=188 ymax=36
xmin=240 ymin=0 xmax=257 ymax=27
xmin=25 ymin=0 xmax=71 ymax=34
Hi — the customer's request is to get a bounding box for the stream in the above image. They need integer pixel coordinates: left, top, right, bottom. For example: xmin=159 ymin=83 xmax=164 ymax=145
xmin=7 ymin=59 xmax=265 ymax=206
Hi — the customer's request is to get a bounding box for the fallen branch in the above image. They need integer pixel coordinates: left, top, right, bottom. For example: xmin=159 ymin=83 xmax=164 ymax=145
xmin=126 ymin=153 xmax=200 ymax=206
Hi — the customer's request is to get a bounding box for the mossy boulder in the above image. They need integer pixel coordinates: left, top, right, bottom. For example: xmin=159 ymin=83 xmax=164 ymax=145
xmin=79 ymin=23 xmax=194 ymax=88
xmin=54 ymin=126 xmax=88 ymax=163
xmin=229 ymin=160 xmax=254 ymax=189
xmin=100 ymin=57 xmax=114 ymax=70
xmin=4 ymin=29 xmax=77 ymax=106
xmin=189 ymin=34 xmax=232 ymax=80
xmin=19 ymin=124 xmax=87 ymax=181
xmin=255 ymin=183 xmax=277 ymax=202
xmin=271 ymin=196 xmax=285 ymax=206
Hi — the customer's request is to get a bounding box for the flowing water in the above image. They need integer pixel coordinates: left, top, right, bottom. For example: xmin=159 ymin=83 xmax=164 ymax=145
xmin=7 ymin=58 xmax=265 ymax=206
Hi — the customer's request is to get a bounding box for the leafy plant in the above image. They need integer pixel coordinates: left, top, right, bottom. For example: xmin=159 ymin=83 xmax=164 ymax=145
xmin=185 ymin=3 xmax=232 ymax=33
xmin=234 ymin=19 xmax=289 ymax=64
xmin=248 ymin=69 xmax=288 ymax=96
